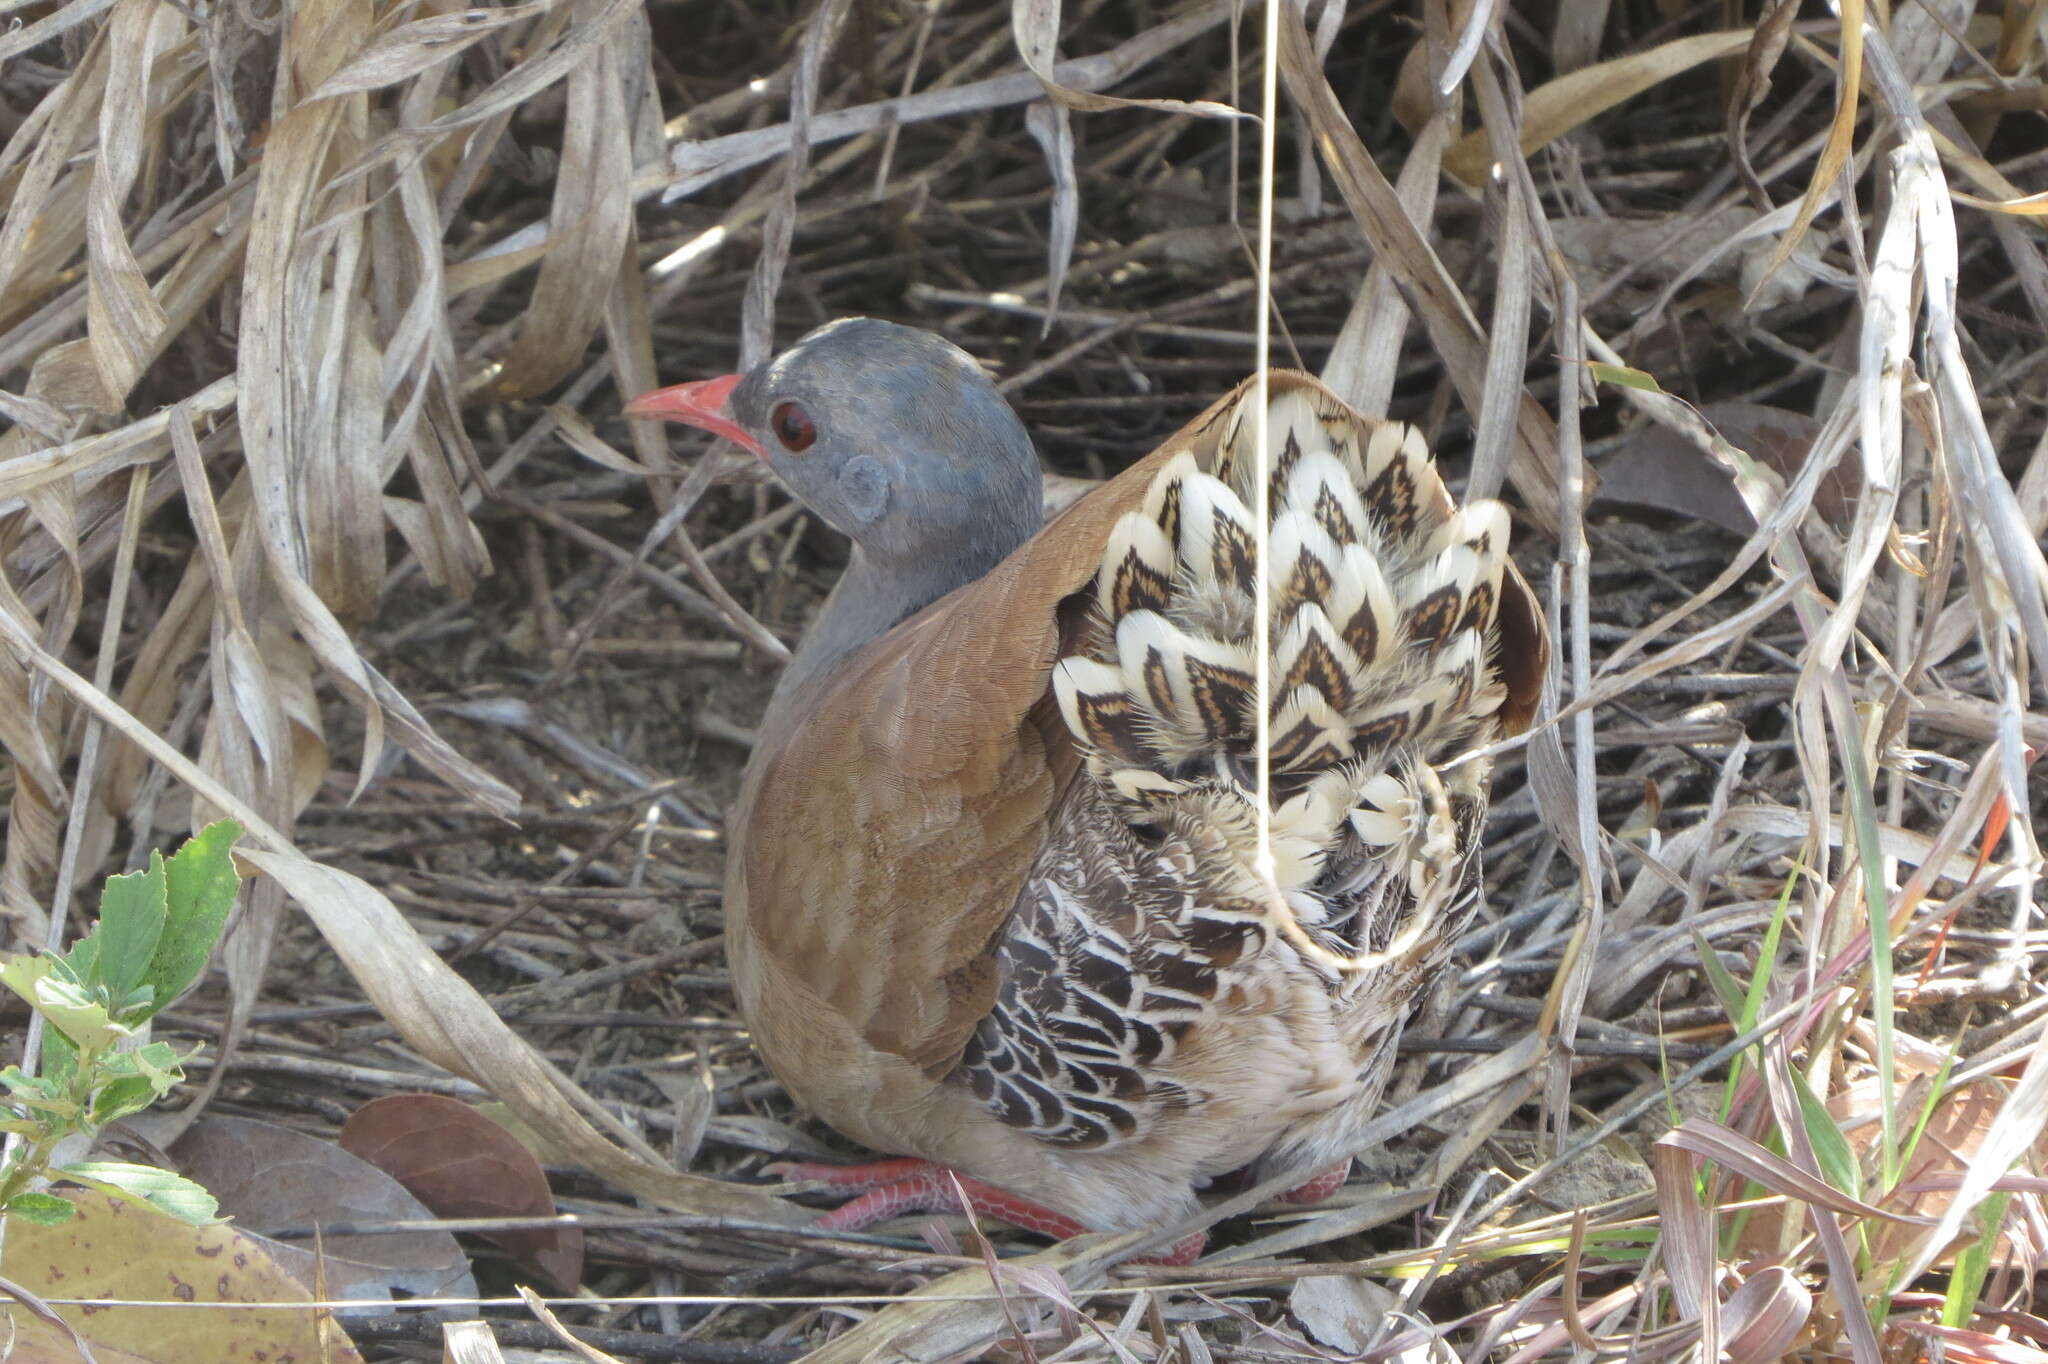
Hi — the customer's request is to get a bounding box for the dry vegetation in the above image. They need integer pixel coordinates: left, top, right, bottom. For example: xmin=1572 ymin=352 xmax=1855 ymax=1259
xmin=2 ymin=0 xmax=2047 ymax=1360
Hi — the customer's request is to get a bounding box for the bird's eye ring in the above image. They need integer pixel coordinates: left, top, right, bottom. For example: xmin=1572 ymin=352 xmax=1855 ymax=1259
xmin=771 ymin=401 xmax=816 ymax=453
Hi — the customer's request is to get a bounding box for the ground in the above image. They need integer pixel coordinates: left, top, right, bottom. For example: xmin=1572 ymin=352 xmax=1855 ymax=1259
xmin=2 ymin=1 xmax=2045 ymax=1361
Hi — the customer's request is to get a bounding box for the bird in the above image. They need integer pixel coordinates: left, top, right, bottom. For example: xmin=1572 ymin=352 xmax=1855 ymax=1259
xmin=624 ymin=318 xmax=1545 ymax=1263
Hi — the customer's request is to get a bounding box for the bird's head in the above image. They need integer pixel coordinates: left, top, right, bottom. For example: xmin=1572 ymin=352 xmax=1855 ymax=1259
xmin=625 ymin=318 xmax=1042 ymax=570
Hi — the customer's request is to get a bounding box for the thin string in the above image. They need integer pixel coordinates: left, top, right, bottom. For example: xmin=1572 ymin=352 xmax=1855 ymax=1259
xmin=1251 ymin=0 xmax=1279 ymax=884
xmin=1246 ymin=5 xmax=1386 ymax=977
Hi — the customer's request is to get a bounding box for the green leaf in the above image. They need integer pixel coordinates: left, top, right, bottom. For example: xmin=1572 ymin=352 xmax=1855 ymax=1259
xmin=1 ymin=957 xmax=124 ymax=1052
xmin=1740 ymin=870 xmax=1794 ymax=1036
xmin=1789 ymin=1067 xmax=1862 ymax=1202
xmin=4 ymin=1191 xmax=77 ymax=1226
xmin=40 ymin=1026 xmax=78 ymax=1087
xmin=1689 ymin=927 xmax=1747 ymax=1022
xmin=0 ymin=954 xmax=48 ymax=1010
xmin=59 ymin=931 xmax=97 ymax=988
xmin=125 ymin=1040 xmax=185 ymax=1082
xmin=1942 ymin=1192 xmax=2010 ymax=1327
xmin=0 ymin=1065 xmax=79 ymax=1122
xmin=1586 ymin=361 xmax=1668 ymax=393
xmin=1720 ymin=861 xmax=1799 ymax=1127
xmin=143 ymin=820 xmax=242 ymax=1014
xmin=90 ymin=1076 xmax=165 ymax=1126
xmin=40 ymin=949 xmax=86 ymax=988
xmin=1899 ymin=1033 xmax=1964 ymax=1177
xmin=93 ymin=853 xmax=169 ymax=1003
xmin=59 ymin=1161 xmax=219 ymax=1225
xmin=1836 ymin=721 xmax=1899 ymax=1190
xmin=88 ymin=1044 xmax=186 ymax=1125
xmin=0 ymin=1064 xmax=62 ymax=1101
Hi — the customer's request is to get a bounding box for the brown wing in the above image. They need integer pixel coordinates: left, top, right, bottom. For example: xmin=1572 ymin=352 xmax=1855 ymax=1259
xmin=727 ymin=382 xmax=1250 ymax=1082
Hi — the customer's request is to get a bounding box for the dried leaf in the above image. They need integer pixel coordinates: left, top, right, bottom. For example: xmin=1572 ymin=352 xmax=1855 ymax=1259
xmin=1010 ymin=0 xmax=1241 ymax=118
xmin=83 ymin=0 xmax=175 ymax=403
xmin=491 ymin=3 xmax=635 ymax=398
xmin=1025 ymin=99 xmax=1079 ymax=331
xmin=5 ymin=1191 xmax=362 ymax=1362
xmin=1726 ymin=0 xmax=1800 ymax=206
xmin=736 ymin=0 xmax=850 ymax=370
xmin=1721 ymin=1267 xmax=1811 ymax=1364
xmin=1290 ymin=1274 xmax=1405 ymax=1354
xmin=659 ymin=3 xmax=1235 ymax=200
xmin=307 ymin=3 xmax=555 ymax=102
xmin=166 ymin=1114 xmax=479 ymax=1306
xmin=1444 ymin=29 xmax=1755 ymax=185
xmin=796 ymin=1232 xmax=1147 ymax=1364
xmin=440 ymin=1320 xmax=505 ymax=1364
xmin=1659 ymin=1116 xmax=1925 ymax=1223
xmin=342 ymin=1093 xmax=585 ymax=1290
xmin=1274 ymin=0 xmax=1565 ymax=533
xmin=1737 ymin=1077 xmax=2048 ymax=1269
xmin=1954 ymin=186 xmax=2048 ymax=216
xmin=1747 ymin=2 xmax=1861 ymax=303
xmin=1594 ymin=402 xmax=1851 ymax=533
xmin=517 ymin=1286 xmax=626 ymax=1364
xmin=547 ymin=403 xmax=656 ymax=476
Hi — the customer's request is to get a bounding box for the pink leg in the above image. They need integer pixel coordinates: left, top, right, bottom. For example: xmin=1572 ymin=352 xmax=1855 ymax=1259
xmin=766 ymin=1157 xmax=1206 ymax=1265
xmin=1278 ymin=1158 xmax=1351 ymax=1205
xmin=762 ymin=1157 xmax=935 ymax=1194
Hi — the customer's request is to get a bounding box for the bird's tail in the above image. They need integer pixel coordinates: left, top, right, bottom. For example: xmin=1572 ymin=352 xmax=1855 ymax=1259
xmin=1052 ymin=386 xmax=1514 ymax=922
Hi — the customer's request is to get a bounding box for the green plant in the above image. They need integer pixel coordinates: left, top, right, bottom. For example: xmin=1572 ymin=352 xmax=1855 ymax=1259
xmin=0 ymin=820 xmax=242 ymax=1226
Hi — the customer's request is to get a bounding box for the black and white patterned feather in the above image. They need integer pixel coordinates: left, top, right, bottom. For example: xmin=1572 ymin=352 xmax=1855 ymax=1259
xmin=955 ymin=388 xmax=1515 ymax=1168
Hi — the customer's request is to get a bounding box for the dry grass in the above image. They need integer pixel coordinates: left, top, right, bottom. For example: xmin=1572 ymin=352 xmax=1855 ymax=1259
xmin=2 ymin=0 xmax=2047 ymax=1360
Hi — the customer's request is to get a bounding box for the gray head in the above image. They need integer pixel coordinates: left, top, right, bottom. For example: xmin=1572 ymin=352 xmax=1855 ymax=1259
xmin=626 ymin=318 xmax=1042 ymax=578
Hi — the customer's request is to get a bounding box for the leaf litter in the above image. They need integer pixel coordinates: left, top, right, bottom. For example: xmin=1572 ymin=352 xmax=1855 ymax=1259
xmin=0 ymin=0 xmax=2045 ymax=1361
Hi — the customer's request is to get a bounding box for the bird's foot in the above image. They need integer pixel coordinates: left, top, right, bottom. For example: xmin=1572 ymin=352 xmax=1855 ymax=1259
xmin=765 ymin=1157 xmax=1206 ymax=1265
xmin=1277 ymin=1158 xmax=1352 ymax=1205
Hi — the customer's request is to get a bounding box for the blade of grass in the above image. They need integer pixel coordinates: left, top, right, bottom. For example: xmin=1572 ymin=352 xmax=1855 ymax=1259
xmin=1722 ymin=863 xmax=1800 ymax=1124
xmin=1941 ymin=1192 xmax=2011 ymax=1328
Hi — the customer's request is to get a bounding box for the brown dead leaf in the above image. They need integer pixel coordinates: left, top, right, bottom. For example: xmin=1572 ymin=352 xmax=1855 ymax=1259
xmin=1722 ymin=1266 xmax=1812 ymax=1364
xmin=1747 ymin=1 xmax=1862 ymax=303
xmin=166 ymin=1113 xmax=478 ymax=1305
xmin=489 ymin=2 xmax=635 ymax=399
xmin=1594 ymin=401 xmax=1850 ymax=533
xmin=795 ymin=1231 xmax=1149 ymax=1364
xmin=518 ymin=1286 xmax=627 ymax=1363
xmin=341 ymin=1093 xmax=585 ymax=1291
xmin=440 ymin=1318 xmax=506 ymax=1364
xmin=1444 ymin=29 xmax=1756 ymax=185
xmin=83 ymin=0 xmax=174 ymax=404
xmin=1726 ymin=0 xmax=1801 ymax=207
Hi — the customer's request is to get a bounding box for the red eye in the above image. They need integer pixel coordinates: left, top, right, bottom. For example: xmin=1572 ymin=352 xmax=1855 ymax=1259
xmin=771 ymin=401 xmax=815 ymax=452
